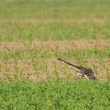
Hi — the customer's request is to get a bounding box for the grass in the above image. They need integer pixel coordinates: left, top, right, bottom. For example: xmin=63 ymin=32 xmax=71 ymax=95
xmin=0 ymin=0 xmax=110 ymax=109
xmin=0 ymin=22 xmax=110 ymax=41
xmin=0 ymin=47 xmax=110 ymax=81
xmin=0 ymin=0 xmax=110 ymax=41
xmin=0 ymin=47 xmax=110 ymax=60
xmin=0 ymin=79 xmax=110 ymax=110
xmin=0 ymin=0 xmax=110 ymax=19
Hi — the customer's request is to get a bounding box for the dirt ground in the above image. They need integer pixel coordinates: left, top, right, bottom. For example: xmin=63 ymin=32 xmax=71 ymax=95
xmin=0 ymin=39 xmax=110 ymax=50
xmin=0 ymin=18 xmax=109 ymax=24
xmin=0 ymin=58 xmax=110 ymax=81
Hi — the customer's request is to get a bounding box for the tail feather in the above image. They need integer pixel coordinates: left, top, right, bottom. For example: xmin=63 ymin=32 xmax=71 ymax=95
xmin=57 ymin=57 xmax=85 ymax=70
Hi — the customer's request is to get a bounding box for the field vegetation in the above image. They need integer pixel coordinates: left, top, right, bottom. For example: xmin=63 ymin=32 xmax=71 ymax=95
xmin=0 ymin=0 xmax=110 ymax=109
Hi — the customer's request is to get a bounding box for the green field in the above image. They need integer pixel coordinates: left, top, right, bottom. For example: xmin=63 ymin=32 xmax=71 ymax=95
xmin=0 ymin=80 xmax=110 ymax=110
xmin=0 ymin=0 xmax=110 ymax=109
xmin=0 ymin=0 xmax=110 ymax=19
xmin=1 ymin=23 xmax=110 ymax=41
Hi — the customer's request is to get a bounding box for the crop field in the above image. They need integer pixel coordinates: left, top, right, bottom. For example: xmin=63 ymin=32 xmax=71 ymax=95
xmin=0 ymin=0 xmax=110 ymax=109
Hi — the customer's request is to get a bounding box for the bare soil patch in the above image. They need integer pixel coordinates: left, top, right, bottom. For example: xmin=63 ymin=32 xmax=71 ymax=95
xmin=0 ymin=39 xmax=110 ymax=51
xmin=0 ymin=18 xmax=109 ymax=24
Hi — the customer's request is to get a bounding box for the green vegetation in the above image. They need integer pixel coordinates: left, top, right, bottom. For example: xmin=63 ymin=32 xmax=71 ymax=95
xmin=0 ymin=0 xmax=110 ymax=41
xmin=0 ymin=0 xmax=110 ymax=109
xmin=0 ymin=79 xmax=110 ymax=110
xmin=0 ymin=23 xmax=110 ymax=41
xmin=0 ymin=47 xmax=110 ymax=84
xmin=0 ymin=0 xmax=110 ymax=19
xmin=0 ymin=47 xmax=110 ymax=60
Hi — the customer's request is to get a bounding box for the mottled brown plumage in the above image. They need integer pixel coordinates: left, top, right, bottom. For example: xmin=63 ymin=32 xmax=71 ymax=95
xmin=57 ymin=57 xmax=96 ymax=80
